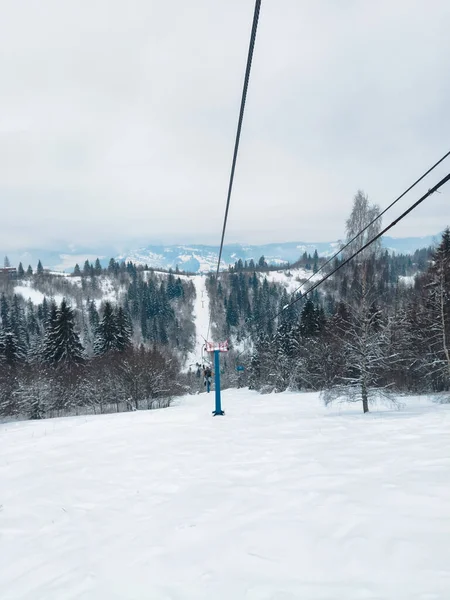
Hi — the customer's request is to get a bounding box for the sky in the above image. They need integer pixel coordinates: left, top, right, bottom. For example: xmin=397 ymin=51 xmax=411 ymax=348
xmin=1 ymin=0 xmax=449 ymax=252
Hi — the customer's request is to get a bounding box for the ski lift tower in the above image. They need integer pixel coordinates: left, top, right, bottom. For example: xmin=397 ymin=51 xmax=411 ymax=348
xmin=205 ymin=340 xmax=229 ymax=416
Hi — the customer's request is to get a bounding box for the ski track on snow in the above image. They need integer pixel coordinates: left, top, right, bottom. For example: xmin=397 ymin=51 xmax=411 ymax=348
xmin=1 ymin=391 xmax=450 ymax=599
xmin=186 ymin=275 xmax=210 ymax=369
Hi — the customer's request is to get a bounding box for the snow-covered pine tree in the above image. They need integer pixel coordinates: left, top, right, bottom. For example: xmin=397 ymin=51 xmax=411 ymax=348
xmin=420 ymin=228 xmax=450 ymax=390
xmin=11 ymin=294 xmax=29 ymax=357
xmin=94 ymin=301 xmax=119 ymax=355
xmin=0 ymin=293 xmax=9 ymax=325
xmin=44 ymin=299 xmax=84 ymax=364
xmin=116 ymin=306 xmax=132 ymax=352
xmin=1 ymin=329 xmax=25 ymax=365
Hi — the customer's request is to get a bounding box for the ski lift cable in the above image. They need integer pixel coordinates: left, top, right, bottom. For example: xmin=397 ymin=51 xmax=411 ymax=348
xmin=289 ymin=149 xmax=450 ymax=306
xmin=235 ymin=171 xmax=450 ymax=356
xmin=206 ymin=0 xmax=262 ymax=343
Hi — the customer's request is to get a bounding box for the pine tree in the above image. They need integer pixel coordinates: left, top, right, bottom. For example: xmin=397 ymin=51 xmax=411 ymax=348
xmin=2 ymin=330 xmax=25 ymax=365
xmin=94 ymin=258 xmax=102 ymax=276
xmin=83 ymin=260 xmax=91 ymax=276
xmin=300 ymin=299 xmax=319 ymax=337
xmin=116 ymin=306 xmax=132 ymax=352
xmin=73 ymin=263 xmax=81 ymax=276
xmin=0 ymin=293 xmax=9 ymax=325
xmin=11 ymin=294 xmax=29 ymax=355
xmin=313 ymin=250 xmax=319 ymax=274
xmin=226 ymin=296 xmax=239 ymax=328
xmin=44 ymin=299 xmax=84 ymax=365
xmin=94 ymin=301 xmax=119 ymax=355
xmin=17 ymin=262 xmax=25 ymax=278
xmin=4 ymin=256 xmax=10 ymax=268
xmin=108 ymin=258 xmax=118 ymax=276
xmin=419 ymin=228 xmax=450 ymax=388
xmin=41 ymin=297 xmax=49 ymax=324
xmin=37 ymin=260 xmax=44 ymax=276
xmin=0 ymin=296 xmax=26 ymax=366
xmin=42 ymin=302 xmax=58 ymax=362
xmin=167 ymin=272 xmax=176 ymax=300
xmin=88 ymin=300 xmax=99 ymax=330
xmin=26 ymin=299 xmax=40 ymax=336
xmin=258 ymin=256 xmax=267 ymax=269
xmin=26 ymin=265 xmax=33 ymax=277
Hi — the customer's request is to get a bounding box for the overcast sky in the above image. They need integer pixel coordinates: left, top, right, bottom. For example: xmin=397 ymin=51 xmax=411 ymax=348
xmin=1 ymin=0 xmax=449 ymax=251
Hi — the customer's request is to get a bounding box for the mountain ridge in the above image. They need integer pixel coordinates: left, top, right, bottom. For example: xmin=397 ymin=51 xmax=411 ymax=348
xmin=1 ymin=234 xmax=441 ymax=274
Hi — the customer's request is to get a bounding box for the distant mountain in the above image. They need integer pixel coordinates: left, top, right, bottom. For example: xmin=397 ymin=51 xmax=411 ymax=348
xmin=117 ymin=242 xmax=339 ymax=273
xmin=1 ymin=235 xmax=440 ymax=274
xmin=118 ymin=236 xmax=440 ymax=273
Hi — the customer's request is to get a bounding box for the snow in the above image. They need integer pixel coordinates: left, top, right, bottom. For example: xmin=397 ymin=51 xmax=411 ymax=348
xmin=186 ymin=275 xmax=210 ymax=368
xmin=264 ymin=267 xmax=323 ymax=294
xmin=14 ymin=285 xmax=64 ymax=306
xmin=1 ymin=389 xmax=450 ymax=599
xmin=48 ymin=270 xmax=71 ymax=277
xmin=399 ymin=275 xmax=416 ymax=286
xmin=97 ymin=278 xmax=122 ymax=304
xmin=192 ymin=253 xmax=225 ymax=274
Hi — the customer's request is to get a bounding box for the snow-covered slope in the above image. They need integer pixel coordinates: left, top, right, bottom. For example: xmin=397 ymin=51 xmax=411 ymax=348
xmin=263 ymin=267 xmax=323 ymax=294
xmin=13 ymin=284 xmax=64 ymax=307
xmin=2 ymin=390 xmax=450 ymax=599
xmin=186 ymin=275 xmax=211 ymax=368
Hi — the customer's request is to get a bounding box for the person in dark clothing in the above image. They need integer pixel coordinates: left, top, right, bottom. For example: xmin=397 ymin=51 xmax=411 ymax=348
xmin=204 ymin=366 xmax=212 ymax=393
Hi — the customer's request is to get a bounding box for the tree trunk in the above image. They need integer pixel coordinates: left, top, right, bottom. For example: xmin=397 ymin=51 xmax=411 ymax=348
xmin=361 ymin=380 xmax=369 ymax=413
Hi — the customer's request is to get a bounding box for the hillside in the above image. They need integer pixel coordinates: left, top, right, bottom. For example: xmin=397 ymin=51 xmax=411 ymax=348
xmin=1 ymin=389 xmax=450 ymax=599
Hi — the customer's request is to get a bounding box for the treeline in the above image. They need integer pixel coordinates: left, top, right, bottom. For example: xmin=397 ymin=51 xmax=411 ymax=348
xmin=0 ymin=292 xmax=184 ymax=420
xmin=0 ymin=346 xmax=181 ymax=421
xmin=0 ymin=267 xmax=196 ymax=420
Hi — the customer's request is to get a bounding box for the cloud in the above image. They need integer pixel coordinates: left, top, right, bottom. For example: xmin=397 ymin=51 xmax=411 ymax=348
xmin=0 ymin=0 xmax=449 ymax=251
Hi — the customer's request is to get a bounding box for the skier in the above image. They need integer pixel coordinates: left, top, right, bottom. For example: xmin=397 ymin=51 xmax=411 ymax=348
xmin=204 ymin=365 xmax=212 ymax=393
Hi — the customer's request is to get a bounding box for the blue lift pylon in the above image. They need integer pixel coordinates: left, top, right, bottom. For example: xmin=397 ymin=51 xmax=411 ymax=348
xmin=212 ymin=349 xmax=225 ymax=416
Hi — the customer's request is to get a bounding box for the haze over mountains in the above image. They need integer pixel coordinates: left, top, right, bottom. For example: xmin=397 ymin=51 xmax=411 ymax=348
xmin=2 ymin=235 xmax=441 ymax=274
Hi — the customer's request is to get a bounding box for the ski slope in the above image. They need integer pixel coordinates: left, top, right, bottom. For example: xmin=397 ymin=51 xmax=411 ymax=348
xmin=263 ymin=267 xmax=323 ymax=294
xmin=1 ymin=390 xmax=450 ymax=599
xmin=186 ymin=275 xmax=211 ymax=369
